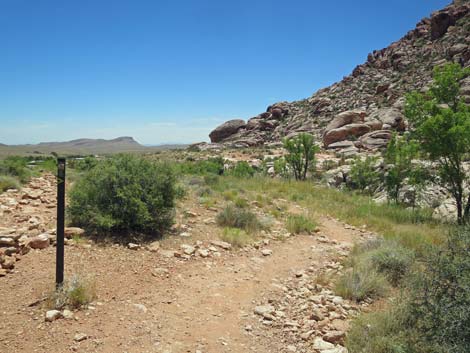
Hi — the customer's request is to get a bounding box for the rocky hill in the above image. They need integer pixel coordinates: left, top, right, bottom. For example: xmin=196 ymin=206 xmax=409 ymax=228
xmin=208 ymin=1 xmax=470 ymax=153
xmin=0 ymin=137 xmax=187 ymax=156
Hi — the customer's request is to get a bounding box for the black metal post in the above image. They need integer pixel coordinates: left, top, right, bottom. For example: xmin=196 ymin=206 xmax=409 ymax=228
xmin=56 ymin=157 xmax=66 ymax=288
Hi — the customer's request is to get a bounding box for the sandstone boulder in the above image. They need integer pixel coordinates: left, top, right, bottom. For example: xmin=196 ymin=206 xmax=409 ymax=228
xmin=323 ymin=123 xmax=371 ymax=147
xmin=370 ymin=108 xmax=406 ymax=131
xmin=209 ymin=119 xmax=246 ymax=143
xmin=359 ymin=130 xmax=393 ymax=150
xmin=28 ymin=234 xmax=50 ymax=250
xmin=324 ymin=110 xmax=366 ymax=132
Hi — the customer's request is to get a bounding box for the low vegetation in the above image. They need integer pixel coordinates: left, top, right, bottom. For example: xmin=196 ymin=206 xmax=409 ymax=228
xmin=220 ymin=227 xmax=254 ymax=248
xmin=286 ymin=214 xmax=317 ymax=234
xmin=68 ymin=154 xmax=176 ymax=238
xmin=216 ymin=204 xmax=262 ymax=233
xmin=47 ymin=273 xmax=96 ymax=310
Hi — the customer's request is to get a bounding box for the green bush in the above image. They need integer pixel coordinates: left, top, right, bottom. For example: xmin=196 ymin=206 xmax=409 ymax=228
xmin=0 ymin=156 xmax=32 ymax=183
xmin=335 ymin=265 xmax=389 ymax=302
xmin=0 ymin=175 xmax=21 ymax=192
xmin=286 ymin=214 xmax=317 ymax=234
xmin=347 ymin=228 xmax=470 ymax=353
xmin=406 ymin=227 xmax=470 ymax=351
xmin=220 ymin=227 xmax=253 ymax=247
xmin=216 ymin=205 xmax=261 ymax=233
xmin=228 ymin=161 xmax=255 ymax=178
xmin=283 ymin=133 xmax=319 ymax=180
xmin=346 ymin=307 xmax=409 ymax=353
xmin=176 ymin=157 xmax=224 ymax=175
xmin=68 ymin=154 xmax=176 ymax=237
xmin=348 ymin=156 xmax=382 ymax=194
xmin=369 ymin=242 xmax=414 ymax=286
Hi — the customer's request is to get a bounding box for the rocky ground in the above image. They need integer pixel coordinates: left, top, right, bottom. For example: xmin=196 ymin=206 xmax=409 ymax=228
xmin=0 ymin=174 xmax=374 ymax=353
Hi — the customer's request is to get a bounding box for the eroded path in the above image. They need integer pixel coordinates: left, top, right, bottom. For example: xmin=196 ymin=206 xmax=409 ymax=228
xmin=0 ymin=176 xmax=367 ymax=353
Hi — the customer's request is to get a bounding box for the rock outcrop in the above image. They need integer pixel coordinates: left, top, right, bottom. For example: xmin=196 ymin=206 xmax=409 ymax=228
xmin=208 ymin=1 xmax=470 ymax=148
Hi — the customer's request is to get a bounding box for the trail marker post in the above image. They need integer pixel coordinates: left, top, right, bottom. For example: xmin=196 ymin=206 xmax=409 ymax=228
xmin=56 ymin=157 xmax=66 ymax=288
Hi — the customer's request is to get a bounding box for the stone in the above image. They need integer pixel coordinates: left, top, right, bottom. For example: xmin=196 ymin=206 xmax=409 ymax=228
xmin=211 ymin=240 xmax=232 ymax=250
xmin=323 ymin=123 xmax=371 ymax=147
xmin=209 ymin=119 xmax=246 ymax=143
xmin=74 ymin=333 xmax=88 ymax=342
xmin=28 ymin=234 xmax=50 ymax=249
xmin=311 ymin=308 xmax=325 ymax=321
xmin=145 ymin=241 xmax=160 ymax=253
xmin=159 ymin=250 xmax=177 ymax=258
xmin=133 ymin=303 xmax=148 ymax=313
xmin=312 ymin=337 xmax=335 ymax=350
xmin=323 ymin=330 xmax=346 ymax=344
xmin=181 ymin=244 xmax=196 ymax=255
xmin=254 ymin=305 xmax=275 ymax=319
xmin=1 ymin=256 xmax=15 ymax=270
xmin=261 ymin=249 xmax=272 ymax=256
xmin=45 ymin=310 xmax=62 ymax=322
xmin=62 ymin=309 xmax=74 ymax=320
xmin=198 ymin=249 xmax=210 ymax=258
xmin=324 ymin=110 xmax=366 ymax=132
xmin=0 ymin=237 xmax=16 ymax=247
xmin=128 ymin=243 xmax=140 ymax=250
xmin=64 ymin=227 xmax=85 ymax=238
xmin=370 ymin=108 xmax=406 ymax=131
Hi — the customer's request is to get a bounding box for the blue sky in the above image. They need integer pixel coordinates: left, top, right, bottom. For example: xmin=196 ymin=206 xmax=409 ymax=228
xmin=0 ymin=0 xmax=450 ymax=145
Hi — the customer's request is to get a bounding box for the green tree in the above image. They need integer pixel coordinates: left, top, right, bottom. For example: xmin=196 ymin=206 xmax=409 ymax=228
xmin=405 ymin=63 xmax=470 ymax=224
xmin=384 ymin=134 xmax=422 ymax=204
xmin=283 ymin=133 xmax=319 ymax=180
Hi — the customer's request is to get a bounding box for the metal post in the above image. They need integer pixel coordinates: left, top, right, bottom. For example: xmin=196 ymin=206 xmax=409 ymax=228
xmin=56 ymin=157 xmax=66 ymax=288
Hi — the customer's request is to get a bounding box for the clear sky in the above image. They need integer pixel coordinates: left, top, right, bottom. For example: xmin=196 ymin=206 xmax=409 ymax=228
xmin=0 ymin=0 xmax=450 ymax=145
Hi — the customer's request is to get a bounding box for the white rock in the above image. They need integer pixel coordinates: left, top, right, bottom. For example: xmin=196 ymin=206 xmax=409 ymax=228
xmin=74 ymin=333 xmax=88 ymax=342
xmin=45 ymin=310 xmax=62 ymax=322
xmin=312 ymin=337 xmax=335 ymax=350
xmin=261 ymin=249 xmax=273 ymax=256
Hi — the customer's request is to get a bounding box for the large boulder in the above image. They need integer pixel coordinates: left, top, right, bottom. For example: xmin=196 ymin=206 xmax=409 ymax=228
xmin=324 ymin=110 xmax=366 ymax=132
xmin=359 ymin=130 xmax=393 ymax=150
xmin=369 ymin=108 xmax=406 ymax=131
xmin=323 ymin=123 xmax=371 ymax=147
xmin=431 ymin=12 xmax=453 ymax=40
xmin=209 ymin=119 xmax=246 ymax=143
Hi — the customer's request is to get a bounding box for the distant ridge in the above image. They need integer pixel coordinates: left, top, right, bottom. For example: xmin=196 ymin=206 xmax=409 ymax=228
xmin=0 ymin=137 xmax=187 ymax=156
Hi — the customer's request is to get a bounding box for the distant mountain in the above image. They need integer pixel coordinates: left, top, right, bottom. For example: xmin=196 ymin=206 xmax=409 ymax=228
xmin=0 ymin=137 xmax=186 ymax=156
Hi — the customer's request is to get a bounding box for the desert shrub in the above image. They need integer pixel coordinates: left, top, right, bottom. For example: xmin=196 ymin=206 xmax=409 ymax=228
xmin=68 ymin=154 xmax=176 ymax=237
xmin=70 ymin=156 xmax=98 ymax=172
xmin=203 ymin=174 xmax=219 ymax=186
xmin=216 ymin=205 xmax=261 ymax=232
xmin=335 ymin=265 xmax=389 ymax=302
xmin=286 ymin=214 xmax=317 ymax=234
xmin=369 ymin=242 xmax=415 ymax=286
xmin=228 ymin=161 xmax=255 ymax=178
xmin=348 ymin=156 xmax=381 ymax=194
xmin=347 ymin=228 xmax=470 ymax=353
xmin=273 ymin=157 xmax=290 ymax=178
xmin=223 ymin=190 xmax=238 ymax=201
xmin=405 ymin=227 xmax=470 ymax=351
xmin=47 ymin=273 xmax=96 ymax=310
xmin=220 ymin=227 xmax=253 ymax=247
xmin=176 ymin=157 xmax=224 ymax=175
xmin=234 ymin=197 xmax=248 ymax=208
xmin=0 ymin=175 xmax=21 ymax=192
xmin=346 ymin=306 xmax=409 ymax=353
xmin=0 ymin=156 xmax=31 ymax=183
xmin=197 ymin=186 xmax=213 ymax=197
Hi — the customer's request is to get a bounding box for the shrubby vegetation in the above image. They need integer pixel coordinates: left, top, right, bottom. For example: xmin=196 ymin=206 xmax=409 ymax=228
xmin=216 ymin=204 xmax=262 ymax=233
xmin=346 ymin=227 xmax=470 ymax=353
xmin=283 ymin=133 xmax=319 ymax=180
xmin=406 ymin=63 xmax=470 ymax=224
xmin=286 ymin=214 xmax=317 ymax=234
xmin=348 ymin=156 xmax=381 ymax=195
xmin=68 ymin=154 xmax=176 ymax=238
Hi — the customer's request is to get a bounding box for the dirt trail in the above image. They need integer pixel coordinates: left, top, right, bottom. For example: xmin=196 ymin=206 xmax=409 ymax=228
xmin=0 ymin=176 xmax=362 ymax=353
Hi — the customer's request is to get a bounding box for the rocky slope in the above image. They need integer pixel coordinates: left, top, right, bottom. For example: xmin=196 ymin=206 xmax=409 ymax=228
xmin=209 ymin=1 xmax=470 ymax=150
